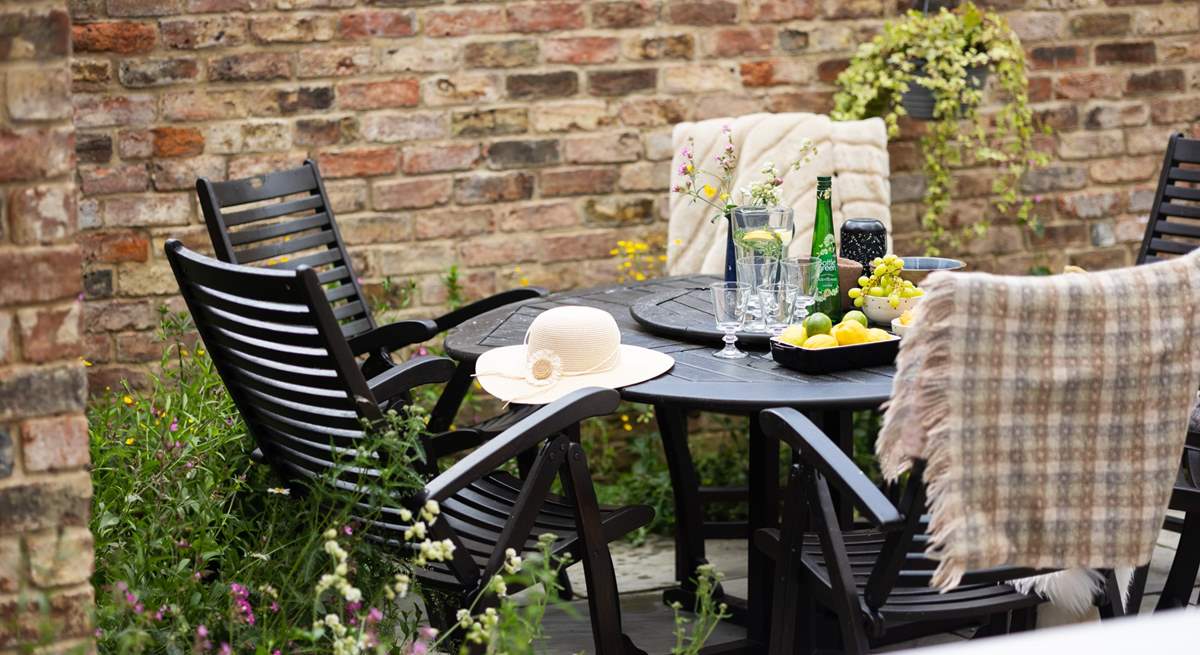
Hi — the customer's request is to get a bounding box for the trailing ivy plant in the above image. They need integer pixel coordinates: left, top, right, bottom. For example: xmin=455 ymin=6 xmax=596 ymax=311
xmin=832 ymin=2 xmax=1050 ymax=254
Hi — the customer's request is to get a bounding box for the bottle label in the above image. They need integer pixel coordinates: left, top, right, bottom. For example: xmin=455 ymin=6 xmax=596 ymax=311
xmin=814 ymin=233 xmax=838 ymax=303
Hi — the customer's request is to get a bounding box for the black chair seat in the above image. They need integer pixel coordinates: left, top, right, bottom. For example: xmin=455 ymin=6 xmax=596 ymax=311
xmin=756 ymin=525 xmax=1039 ymax=623
xmin=417 ymin=471 xmax=654 ymax=589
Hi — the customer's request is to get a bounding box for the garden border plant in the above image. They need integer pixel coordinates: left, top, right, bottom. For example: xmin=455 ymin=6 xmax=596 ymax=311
xmin=832 ymin=1 xmax=1050 ymax=254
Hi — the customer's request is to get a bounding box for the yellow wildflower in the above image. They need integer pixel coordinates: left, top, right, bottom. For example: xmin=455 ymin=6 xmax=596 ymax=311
xmin=633 ymin=272 xmax=646 ymax=281
xmin=125 ymin=438 xmax=135 ymax=445
xmin=79 ymin=357 xmax=93 ymax=367
xmin=609 ymin=248 xmax=619 ymax=255
xmin=196 ymin=348 xmax=205 ymax=356
xmin=623 ymin=424 xmax=633 ymax=432
xmin=122 ymin=395 xmax=134 ymax=406
xmin=703 ymin=184 xmax=716 ymax=198
xmin=719 ymin=192 xmax=730 ymax=202
xmin=519 ymin=277 xmax=529 ymax=286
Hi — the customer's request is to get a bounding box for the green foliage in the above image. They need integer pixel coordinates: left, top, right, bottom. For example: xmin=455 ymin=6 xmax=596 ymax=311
xmin=833 ymin=2 xmax=1050 ymax=254
xmin=89 ymin=313 xmax=433 ymax=653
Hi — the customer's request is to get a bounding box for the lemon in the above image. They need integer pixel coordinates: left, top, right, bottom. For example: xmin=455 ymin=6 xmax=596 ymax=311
xmin=866 ymin=328 xmax=892 ymax=342
xmin=802 ymin=312 xmax=833 ymax=336
xmin=831 ymin=320 xmax=869 ymax=346
xmin=741 ymin=229 xmax=777 ymax=242
xmin=802 ymin=334 xmax=838 ymax=349
xmin=842 ymin=310 xmax=868 ymax=329
xmin=779 ymin=324 xmax=807 ymax=346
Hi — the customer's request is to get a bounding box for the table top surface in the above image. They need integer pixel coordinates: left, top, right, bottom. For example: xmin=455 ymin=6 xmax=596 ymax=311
xmin=443 ymin=275 xmax=896 ymax=413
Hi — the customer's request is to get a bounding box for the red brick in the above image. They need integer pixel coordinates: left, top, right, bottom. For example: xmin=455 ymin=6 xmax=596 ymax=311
xmin=497 ymin=201 xmax=580 ymax=232
xmin=588 ymin=69 xmax=657 ymax=96
xmin=542 ymin=231 xmax=625 ymax=262
xmin=339 ymin=11 xmax=414 ymax=39
xmin=1055 ymin=71 xmax=1124 ymax=99
xmin=748 ymin=0 xmax=815 ymax=21
xmin=297 ymin=46 xmax=373 ymax=78
xmin=71 ymin=21 xmax=157 ymax=54
xmin=186 ymin=0 xmax=267 ymax=11
xmin=817 ymin=58 xmax=849 ymax=83
xmin=618 ymin=98 xmax=686 ymax=127
xmin=626 ymin=33 xmax=694 ymax=60
xmin=424 ymin=8 xmax=507 ymax=37
xmin=1095 ymin=41 xmax=1155 ymax=65
xmin=78 ymin=163 xmax=150 ymax=195
xmin=507 ymin=71 xmax=579 ymax=99
xmin=151 ymin=127 xmax=204 ymax=158
xmin=1029 ymin=45 xmax=1087 ymax=70
xmin=374 ymin=177 xmax=453 ymax=210
xmin=667 ymin=1 xmax=739 ymax=25
xmin=71 ymin=59 xmax=112 ymax=92
xmin=741 ymin=61 xmax=777 ymax=87
xmin=709 ymin=27 xmax=775 ymax=57
xmin=766 ymin=90 xmax=833 ymax=113
xmin=15 ymin=301 xmax=81 ymax=364
xmin=507 ymin=2 xmax=584 ymax=32
xmin=107 ymin=0 xmax=180 ymax=17
xmin=1126 ymin=69 xmax=1185 ymax=95
xmin=249 ymin=14 xmax=336 ymax=43
xmin=103 ymin=194 xmax=192 ymax=227
xmin=208 ymin=52 xmax=290 ymax=82
xmin=336 ymin=79 xmax=419 ymax=110
xmin=160 ymin=16 xmax=246 ymax=49
xmin=1070 ymin=12 xmax=1130 ymax=37
xmin=545 ymin=37 xmax=620 ymax=64
xmin=0 ymin=128 xmax=73 ymax=183
xmin=456 ymin=235 xmax=534 ymax=267
xmin=402 ymin=142 xmax=480 ymax=174
xmin=564 ymin=132 xmax=642 ymax=164
xmin=1027 ymin=75 xmax=1052 ymax=102
xmin=415 ymin=207 xmax=494 ymax=240
xmin=822 ymin=0 xmax=885 ymax=19
xmin=80 ymin=232 xmax=150 ymax=264
xmin=0 ymin=247 xmax=82 ymax=307
xmin=1151 ymin=97 xmax=1200 ymax=124
xmin=319 ymin=148 xmax=398 ymax=178
xmin=0 ymin=9 xmax=69 ymax=60
xmin=8 ymin=185 xmax=75 ymax=245
xmin=453 ymin=172 xmax=535 ymax=205
xmin=540 ymin=167 xmax=619 ymax=196
xmin=593 ymin=1 xmax=656 ymax=28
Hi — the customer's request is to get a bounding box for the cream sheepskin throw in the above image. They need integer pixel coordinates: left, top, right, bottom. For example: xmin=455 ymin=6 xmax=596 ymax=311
xmin=667 ymin=113 xmax=891 ymax=276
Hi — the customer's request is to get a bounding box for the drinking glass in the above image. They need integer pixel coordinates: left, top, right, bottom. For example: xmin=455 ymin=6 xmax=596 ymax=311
xmin=731 ymin=206 xmax=795 ymax=262
xmin=735 ymin=254 xmax=779 ymax=332
xmin=760 ymin=283 xmax=798 ymax=337
xmin=710 ymin=281 xmax=750 ymax=359
xmin=781 ymin=256 xmax=820 ymax=323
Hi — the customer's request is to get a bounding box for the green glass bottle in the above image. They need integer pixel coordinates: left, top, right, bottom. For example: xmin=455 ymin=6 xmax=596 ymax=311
xmin=810 ymin=176 xmax=840 ymax=318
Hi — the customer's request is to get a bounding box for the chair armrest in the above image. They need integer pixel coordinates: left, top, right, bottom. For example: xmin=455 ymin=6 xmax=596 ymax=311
xmin=759 ymin=407 xmax=903 ymax=530
xmin=367 ymin=356 xmax=456 ymax=407
xmin=347 ymin=319 xmax=438 ymax=357
xmin=432 ymin=288 xmax=547 ymax=333
xmin=419 ymin=387 xmax=619 ymax=503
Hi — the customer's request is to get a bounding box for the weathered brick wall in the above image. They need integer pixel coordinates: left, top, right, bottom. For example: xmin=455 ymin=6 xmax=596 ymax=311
xmin=1 ymin=1 xmax=95 ymax=650
xmin=67 ymin=0 xmax=1200 ymax=387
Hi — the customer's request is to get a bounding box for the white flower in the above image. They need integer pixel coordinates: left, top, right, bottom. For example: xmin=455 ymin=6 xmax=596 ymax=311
xmin=456 ymin=608 xmax=471 ymax=628
xmin=525 ymin=349 xmax=563 ymax=387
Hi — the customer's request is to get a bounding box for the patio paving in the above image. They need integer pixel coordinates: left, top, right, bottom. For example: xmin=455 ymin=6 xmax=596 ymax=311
xmin=534 ymin=528 xmax=1198 ymax=654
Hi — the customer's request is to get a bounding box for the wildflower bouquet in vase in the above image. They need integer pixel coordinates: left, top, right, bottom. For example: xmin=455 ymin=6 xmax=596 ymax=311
xmin=672 ymin=126 xmax=817 ymax=282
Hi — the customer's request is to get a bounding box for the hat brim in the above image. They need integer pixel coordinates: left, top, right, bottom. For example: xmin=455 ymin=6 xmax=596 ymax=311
xmin=474 ymin=344 xmax=675 ymax=405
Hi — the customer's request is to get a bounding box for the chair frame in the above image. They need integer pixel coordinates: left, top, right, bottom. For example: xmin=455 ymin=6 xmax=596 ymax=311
xmin=165 ymin=240 xmax=650 ymax=654
xmin=753 ymin=408 xmax=1142 ymax=654
xmin=1136 ymin=132 xmax=1200 ymax=610
xmin=196 ymin=160 xmax=547 ymax=466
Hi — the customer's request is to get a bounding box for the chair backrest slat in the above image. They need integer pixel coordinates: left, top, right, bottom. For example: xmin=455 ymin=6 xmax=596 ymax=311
xmin=197 ymin=159 xmax=376 ymax=340
xmin=1138 ymin=133 xmax=1200 ymax=264
xmin=166 ymin=241 xmax=384 ymax=489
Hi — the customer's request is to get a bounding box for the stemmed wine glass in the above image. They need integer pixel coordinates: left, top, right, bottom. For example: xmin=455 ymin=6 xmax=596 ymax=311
xmin=735 ymin=254 xmax=779 ymax=332
xmin=761 ymin=282 xmax=798 ymax=338
xmin=781 ymin=256 xmax=820 ymax=323
xmin=710 ymin=281 xmax=750 ymax=359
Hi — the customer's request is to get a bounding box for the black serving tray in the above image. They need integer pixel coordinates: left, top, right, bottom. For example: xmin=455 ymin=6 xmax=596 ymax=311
xmin=770 ymin=334 xmax=900 ymax=374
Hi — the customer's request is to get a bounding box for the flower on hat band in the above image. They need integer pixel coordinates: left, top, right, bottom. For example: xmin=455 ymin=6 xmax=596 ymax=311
xmin=525 ymin=350 xmax=563 ymax=387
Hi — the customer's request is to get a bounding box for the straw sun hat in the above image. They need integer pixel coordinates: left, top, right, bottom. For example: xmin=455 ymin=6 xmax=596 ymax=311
xmin=474 ymin=306 xmax=674 ymax=405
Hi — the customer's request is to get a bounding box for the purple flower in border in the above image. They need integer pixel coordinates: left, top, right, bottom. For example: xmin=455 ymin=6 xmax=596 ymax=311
xmin=169 ymin=418 xmax=179 ymax=432
xmin=367 ymin=607 xmax=383 ymax=624
xmin=219 ymin=643 xmax=232 ymax=655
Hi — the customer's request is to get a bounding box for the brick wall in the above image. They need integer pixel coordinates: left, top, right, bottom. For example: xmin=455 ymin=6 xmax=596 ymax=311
xmin=67 ymin=0 xmax=1200 ymax=388
xmin=1 ymin=1 xmax=95 ymax=650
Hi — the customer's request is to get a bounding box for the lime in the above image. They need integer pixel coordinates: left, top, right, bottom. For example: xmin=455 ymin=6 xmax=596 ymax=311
xmin=802 ymin=312 xmax=833 ymax=336
xmin=842 ymin=310 xmax=868 ymax=329
xmin=802 ymin=334 xmax=838 ymax=349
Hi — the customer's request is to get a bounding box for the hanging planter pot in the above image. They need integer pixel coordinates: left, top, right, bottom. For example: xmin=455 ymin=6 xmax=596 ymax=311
xmin=900 ymin=60 xmax=989 ymax=120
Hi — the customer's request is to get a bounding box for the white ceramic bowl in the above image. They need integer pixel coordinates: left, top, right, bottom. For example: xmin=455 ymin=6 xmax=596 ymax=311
xmin=890 ymin=316 xmax=910 ymax=338
xmin=863 ymin=294 xmax=921 ymax=325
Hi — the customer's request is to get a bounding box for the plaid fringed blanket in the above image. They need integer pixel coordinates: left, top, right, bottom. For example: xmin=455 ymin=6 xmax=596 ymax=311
xmin=879 ymin=250 xmax=1200 ymax=593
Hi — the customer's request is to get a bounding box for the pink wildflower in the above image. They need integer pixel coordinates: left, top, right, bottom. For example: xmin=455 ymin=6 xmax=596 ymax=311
xmin=367 ymin=607 xmax=383 ymax=624
xmin=219 ymin=643 xmax=232 ymax=655
xmin=169 ymin=418 xmax=179 ymax=432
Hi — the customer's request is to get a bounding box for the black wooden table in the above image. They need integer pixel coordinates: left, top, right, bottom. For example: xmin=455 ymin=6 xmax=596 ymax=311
xmin=443 ymin=275 xmax=896 ymax=651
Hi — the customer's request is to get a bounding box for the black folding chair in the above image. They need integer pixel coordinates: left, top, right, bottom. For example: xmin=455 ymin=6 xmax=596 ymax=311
xmin=165 ymin=240 xmax=652 ymax=654
xmin=753 ymin=408 xmax=1141 ymax=654
xmin=1135 ymin=132 xmax=1200 ymax=610
xmin=196 ymin=160 xmax=545 ymax=473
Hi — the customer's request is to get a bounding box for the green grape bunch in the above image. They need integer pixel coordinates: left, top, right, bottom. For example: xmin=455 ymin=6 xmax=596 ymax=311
xmin=847 ymin=254 xmax=925 ymax=310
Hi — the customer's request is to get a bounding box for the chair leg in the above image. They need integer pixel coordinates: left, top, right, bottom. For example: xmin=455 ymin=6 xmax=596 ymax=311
xmin=427 ymin=362 xmax=473 ymax=433
xmin=971 ymin=613 xmax=1008 ymax=638
xmin=1157 ymin=510 xmax=1200 ymax=611
xmin=806 ymin=470 xmax=870 ymax=655
xmin=767 ymin=465 xmax=810 ymax=655
xmin=561 ymin=442 xmax=638 ymax=655
xmin=1009 ymin=606 xmax=1038 ymax=633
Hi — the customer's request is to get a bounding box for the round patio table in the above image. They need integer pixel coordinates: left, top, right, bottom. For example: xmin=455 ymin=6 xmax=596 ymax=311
xmin=444 ymin=274 xmax=896 ymax=651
